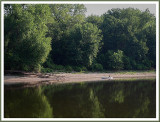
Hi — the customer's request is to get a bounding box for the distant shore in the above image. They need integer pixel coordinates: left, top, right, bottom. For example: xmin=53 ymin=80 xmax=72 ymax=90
xmin=4 ymin=71 xmax=156 ymax=88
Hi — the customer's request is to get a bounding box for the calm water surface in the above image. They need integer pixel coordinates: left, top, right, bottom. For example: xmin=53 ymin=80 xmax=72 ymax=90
xmin=4 ymin=79 xmax=156 ymax=118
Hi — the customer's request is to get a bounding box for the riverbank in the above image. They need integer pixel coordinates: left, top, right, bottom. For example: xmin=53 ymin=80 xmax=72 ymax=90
xmin=4 ymin=71 xmax=156 ymax=87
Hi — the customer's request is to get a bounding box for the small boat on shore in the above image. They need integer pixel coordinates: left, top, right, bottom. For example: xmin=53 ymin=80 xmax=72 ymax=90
xmin=101 ymin=75 xmax=113 ymax=80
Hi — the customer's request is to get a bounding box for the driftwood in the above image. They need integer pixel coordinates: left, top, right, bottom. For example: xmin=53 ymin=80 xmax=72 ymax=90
xmin=4 ymin=70 xmax=66 ymax=85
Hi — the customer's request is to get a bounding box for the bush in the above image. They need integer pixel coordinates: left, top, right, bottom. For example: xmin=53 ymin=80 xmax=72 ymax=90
xmin=43 ymin=56 xmax=55 ymax=69
xmin=92 ymin=63 xmax=103 ymax=71
xmin=53 ymin=65 xmax=65 ymax=71
xmin=21 ymin=65 xmax=31 ymax=72
xmin=73 ymin=66 xmax=82 ymax=72
xmin=81 ymin=66 xmax=87 ymax=71
xmin=41 ymin=67 xmax=54 ymax=73
xmin=136 ymin=64 xmax=148 ymax=70
xmin=22 ymin=64 xmax=41 ymax=72
xmin=142 ymin=59 xmax=152 ymax=69
xmin=65 ymin=66 xmax=73 ymax=72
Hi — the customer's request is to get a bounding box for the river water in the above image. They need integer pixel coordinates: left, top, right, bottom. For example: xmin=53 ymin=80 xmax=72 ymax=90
xmin=4 ymin=79 xmax=156 ymax=118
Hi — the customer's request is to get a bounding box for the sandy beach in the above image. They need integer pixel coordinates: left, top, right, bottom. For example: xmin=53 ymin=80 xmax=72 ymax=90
xmin=4 ymin=72 xmax=156 ymax=87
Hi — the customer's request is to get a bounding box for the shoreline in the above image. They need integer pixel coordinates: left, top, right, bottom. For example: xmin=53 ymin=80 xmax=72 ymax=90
xmin=4 ymin=72 xmax=156 ymax=88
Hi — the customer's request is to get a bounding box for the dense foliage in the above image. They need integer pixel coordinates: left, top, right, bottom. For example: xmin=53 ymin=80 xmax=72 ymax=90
xmin=98 ymin=8 xmax=156 ymax=70
xmin=4 ymin=4 xmax=156 ymax=72
xmin=4 ymin=4 xmax=52 ymax=71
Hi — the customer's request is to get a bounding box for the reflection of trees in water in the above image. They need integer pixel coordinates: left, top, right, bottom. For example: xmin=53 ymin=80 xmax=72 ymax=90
xmin=42 ymin=81 xmax=155 ymax=118
xmin=109 ymin=83 xmax=125 ymax=103
xmin=4 ymin=80 xmax=156 ymax=118
xmin=89 ymin=88 xmax=104 ymax=117
xmin=4 ymin=87 xmax=53 ymax=118
xmin=96 ymin=81 xmax=156 ymax=118
xmin=130 ymin=81 xmax=156 ymax=118
xmin=42 ymin=83 xmax=104 ymax=117
xmin=133 ymin=97 xmax=150 ymax=117
xmin=42 ymin=83 xmax=91 ymax=117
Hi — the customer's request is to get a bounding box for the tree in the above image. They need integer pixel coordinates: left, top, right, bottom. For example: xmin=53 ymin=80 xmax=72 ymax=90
xmin=4 ymin=4 xmax=52 ymax=71
xmin=86 ymin=15 xmax=103 ymax=28
xmin=47 ymin=5 xmax=102 ymax=67
xmin=80 ymin=23 xmax=103 ymax=66
xmin=99 ymin=8 xmax=156 ymax=70
xmin=4 ymin=5 xmax=156 ymax=72
xmin=49 ymin=23 xmax=102 ymax=67
xmin=108 ymin=50 xmax=124 ymax=70
xmin=144 ymin=15 xmax=156 ymax=68
xmin=46 ymin=4 xmax=86 ymax=66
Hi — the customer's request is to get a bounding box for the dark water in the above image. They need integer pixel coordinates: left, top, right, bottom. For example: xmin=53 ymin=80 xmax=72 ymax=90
xmin=4 ymin=79 xmax=156 ymax=118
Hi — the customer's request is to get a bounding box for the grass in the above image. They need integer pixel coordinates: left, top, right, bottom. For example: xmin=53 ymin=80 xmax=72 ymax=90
xmin=70 ymin=70 xmax=156 ymax=74
xmin=41 ymin=66 xmax=156 ymax=75
xmin=104 ymin=70 xmax=156 ymax=74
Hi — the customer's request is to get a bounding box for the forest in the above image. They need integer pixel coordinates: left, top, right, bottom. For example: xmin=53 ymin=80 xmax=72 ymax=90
xmin=4 ymin=4 xmax=156 ymax=72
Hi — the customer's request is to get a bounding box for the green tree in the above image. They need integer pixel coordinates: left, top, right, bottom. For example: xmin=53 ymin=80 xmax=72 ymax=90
xmin=50 ymin=23 xmax=102 ymax=67
xmin=47 ymin=5 xmax=102 ymax=67
xmin=86 ymin=15 xmax=103 ymax=28
xmin=80 ymin=23 xmax=102 ymax=66
xmin=145 ymin=16 xmax=156 ymax=68
xmin=108 ymin=50 xmax=124 ymax=70
xmin=4 ymin=4 xmax=52 ymax=71
xmin=99 ymin=8 xmax=156 ymax=70
xmin=46 ymin=4 xmax=86 ymax=66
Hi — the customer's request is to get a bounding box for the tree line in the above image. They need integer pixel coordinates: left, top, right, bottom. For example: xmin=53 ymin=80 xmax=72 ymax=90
xmin=4 ymin=4 xmax=156 ymax=72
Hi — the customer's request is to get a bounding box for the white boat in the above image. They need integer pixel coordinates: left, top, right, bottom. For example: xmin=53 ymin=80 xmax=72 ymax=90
xmin=101 ymin=76 xmax=113 ymax=80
